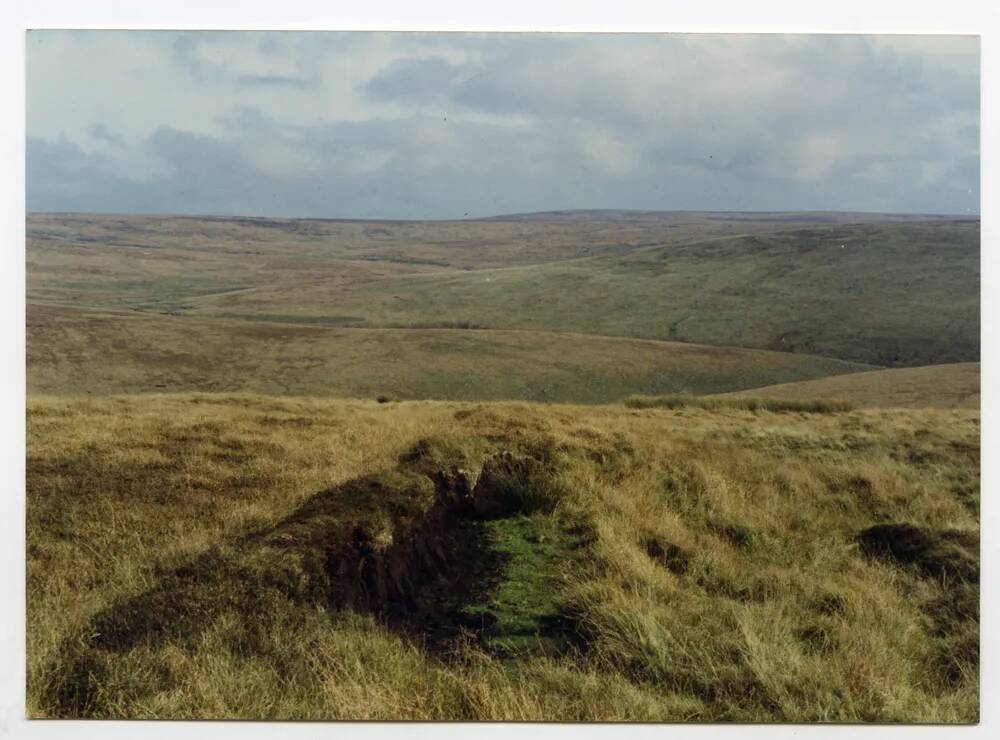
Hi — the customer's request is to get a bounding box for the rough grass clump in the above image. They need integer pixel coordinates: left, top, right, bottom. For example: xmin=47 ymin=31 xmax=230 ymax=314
xmin=857 ymin=523 xmax=979 ymax=582
xmin=623 ymin=394 xmax=853 ymax=414
xmin=473 ymin=451 xmax=566 ymax=517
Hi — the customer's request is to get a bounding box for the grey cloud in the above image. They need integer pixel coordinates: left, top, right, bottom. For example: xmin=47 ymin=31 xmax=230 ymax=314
xmin=90 ymin=123 xmax=124 ymax=146
xmin=445 ymin=35 xmax=976 ymax=131
xmin=29 ymin=100 xmax=977 ymax=220
xmin=28 ymin=137 xmax=149 ymax=213
xmin=165 ymin=32 xmax=319 ymax=90
xmin=256 ymin=35 xmax=285 ymax=56
xmin=170 ymin=34 xmax=214 ymax=82
xmin=29 ymin=111 xmax=591 ymax=218
xmin=237 ymin=74 xmax=317 ymax=90
xmin=147 ymin=126 xmax=246 ymax=178
xmin=364 ymin=58 xmax=470 ymax=104
xmin=27 ymin=32 xmax=980 ymax=217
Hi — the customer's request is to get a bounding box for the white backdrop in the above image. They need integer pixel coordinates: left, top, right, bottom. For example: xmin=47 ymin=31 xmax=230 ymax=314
xmin=1 ymin=3 xmax=995 ymax=739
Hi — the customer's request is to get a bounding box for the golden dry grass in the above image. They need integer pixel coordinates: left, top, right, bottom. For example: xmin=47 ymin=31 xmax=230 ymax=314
xmin=26 ymin=303 xmax=871 ymax=402
xmin=719 ymin=363 xmax=981 ymax=409
xmin=27 ymin=394 xmax=980 ymax=721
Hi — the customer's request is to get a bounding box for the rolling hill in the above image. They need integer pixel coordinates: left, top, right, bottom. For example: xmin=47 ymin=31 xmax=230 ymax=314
xmin=179 ymin=220 xmax=976 ymax=367
xmin=28 ymin=213 xmax=980 ymax=371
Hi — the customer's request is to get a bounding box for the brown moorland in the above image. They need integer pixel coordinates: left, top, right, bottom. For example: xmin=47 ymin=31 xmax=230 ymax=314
xmin=27 ymin=303 xmax=874 ymax=402
xmin=719 ymin=363 xmax=981 ymax=409
xmin=25 ymin=210 xmax=981 ymax=722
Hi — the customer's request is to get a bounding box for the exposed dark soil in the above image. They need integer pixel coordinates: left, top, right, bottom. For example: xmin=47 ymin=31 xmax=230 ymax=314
xmin=41 ymin=445 xmax=585 ymax=716
xmin=319 ymin=455 xmax=584 ymax=656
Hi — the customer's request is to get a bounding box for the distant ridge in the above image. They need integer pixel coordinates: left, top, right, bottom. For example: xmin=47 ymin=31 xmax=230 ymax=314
xmin=484 ymin=209 xmax=975 ymax=222
xmin=28 ymin=208 xmax=978 ymax=224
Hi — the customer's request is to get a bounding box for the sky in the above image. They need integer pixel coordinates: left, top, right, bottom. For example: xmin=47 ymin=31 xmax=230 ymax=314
xmin=26 ymin=31 xmax=980 ymax=219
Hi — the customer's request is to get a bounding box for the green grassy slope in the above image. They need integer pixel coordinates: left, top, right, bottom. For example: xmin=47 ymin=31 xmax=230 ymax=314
xmin=29 ymin=214 xmax=979 ymax=368
xmin=182 ymin=221 xmax=976 ymax=367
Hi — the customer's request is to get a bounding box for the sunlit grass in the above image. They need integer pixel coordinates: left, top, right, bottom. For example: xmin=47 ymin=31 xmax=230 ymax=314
xmin=26 ymin=394 xmax=979 ymax=721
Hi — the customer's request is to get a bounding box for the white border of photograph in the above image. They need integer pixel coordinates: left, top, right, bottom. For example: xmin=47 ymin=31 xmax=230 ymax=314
xmin=1 ymin=2 xmax=995 ymax=739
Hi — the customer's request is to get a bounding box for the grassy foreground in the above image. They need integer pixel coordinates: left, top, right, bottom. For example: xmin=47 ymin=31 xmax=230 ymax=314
xmin=27 ymin=394 xmax=979 ymax=721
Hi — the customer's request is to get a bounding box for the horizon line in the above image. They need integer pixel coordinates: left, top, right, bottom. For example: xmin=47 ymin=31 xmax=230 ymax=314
xmin=25 ymin=207 xmax=982 ymax=223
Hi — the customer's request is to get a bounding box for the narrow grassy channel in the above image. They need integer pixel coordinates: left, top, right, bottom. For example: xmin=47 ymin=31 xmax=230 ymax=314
xmin=465 ymin=513 xmax=585 ymax=657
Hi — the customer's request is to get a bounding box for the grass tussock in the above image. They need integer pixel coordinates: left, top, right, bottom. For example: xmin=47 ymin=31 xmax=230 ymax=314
xmin=27 ymin=394 xmax=979 ymax=721
xmin=624 ymin=394 xmax=853 ymax=414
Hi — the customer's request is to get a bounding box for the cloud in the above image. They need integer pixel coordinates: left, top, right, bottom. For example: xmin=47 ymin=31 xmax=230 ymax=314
xmin=90 ymin=123 xmax=124 ymax=147
xmin=364 ymin=57 xmax=469 ymax=104
xmin=26 ymin=32 xmax=980 ymax=217
xmin=237 ymin=74 xmax=318 ymax=90
xmin=27 ymin=137 xmax=150 ymax=213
